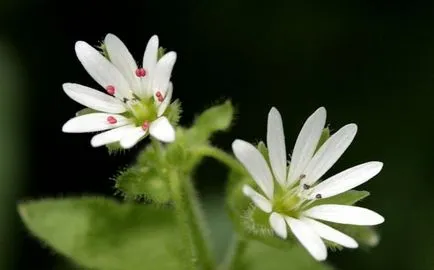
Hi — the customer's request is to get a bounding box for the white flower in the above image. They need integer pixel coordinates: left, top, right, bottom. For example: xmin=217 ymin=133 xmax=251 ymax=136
xmin=232 ymin=107 xmax=384 ymax=261
xmin=62 ymin=34 xmax=177 ymax=148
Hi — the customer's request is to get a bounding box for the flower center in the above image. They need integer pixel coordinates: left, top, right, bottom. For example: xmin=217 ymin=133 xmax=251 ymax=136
xmin=123 ymin=96 xmax=158 ymax=127
xmin=272 ymin=186 xmax=306 ymax=218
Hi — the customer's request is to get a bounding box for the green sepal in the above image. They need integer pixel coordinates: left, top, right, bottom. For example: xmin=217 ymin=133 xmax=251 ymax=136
xmin=158 ymin=47 xmax=166 ymax=60
xmin=315 ymin=127 xmax=330 ymax=152
xmin=225 ymin=170 xmax=298 ymax=250
xmin=330 ymin=224 xmax=380 ymax=248
xmin=306 ymin=190 xmax=370 ymax=209
xmin=97 ymin=42 xmax=110 ymax=61
xmin=18 ymin=197 xmax=183 ymax=270
xmin=257 ymin=141 xmax=271 ymax=166
xmin=75 ymin=108 xmax=98 ymax=117
xmin=164 ymin=99 xmax=182 ymax=126
xmin=238 ymin=241 xmax=334 ymax=270
xmin=115 ymin=165 xmax=171 ymax=204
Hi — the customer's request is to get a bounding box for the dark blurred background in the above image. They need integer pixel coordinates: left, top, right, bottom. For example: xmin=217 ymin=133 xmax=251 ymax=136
xmin=1 ymin=0 xmax=433 ymax=269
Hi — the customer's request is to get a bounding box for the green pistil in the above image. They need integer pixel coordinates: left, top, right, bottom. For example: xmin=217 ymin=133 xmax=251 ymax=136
xmin=272 ymin=186 xmax=303 ymax=218
xmin=124 ymin=97 xmax=158 ymax=126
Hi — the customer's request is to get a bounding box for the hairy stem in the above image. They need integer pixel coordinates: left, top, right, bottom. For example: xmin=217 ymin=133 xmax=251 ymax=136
xmin=169 ymin=170 xmax=215 ymax=270
xmin=220 ymin=234 xmax=247 ymax=270
xmin=195 ymin=146 xmax=246 ymax=175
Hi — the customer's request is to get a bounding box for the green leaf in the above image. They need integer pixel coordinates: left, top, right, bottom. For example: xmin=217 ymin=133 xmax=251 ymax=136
xmin=307 ymin=190 xmax=370 ymax=209
xmin=18 ymin=197 xmax=183 ymax=270
xmin=239 ymin=241 xmax=334 ymax=270
xmin=191 ymin=100 xmax=234 ymax=143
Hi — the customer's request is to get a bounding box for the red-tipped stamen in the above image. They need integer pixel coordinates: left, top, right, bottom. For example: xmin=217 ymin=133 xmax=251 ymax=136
xmin=106 ymin=85 xmax=115 ymax=95
xmin=107 ymin=116 xmax=117 ymax=124
xmin=155 ymin=91 xmax=164 ymax=102
xmin=142 ymin=121 xmax=150 ymax=130
xmin=135 ymin=68 xmax=146 ymax=77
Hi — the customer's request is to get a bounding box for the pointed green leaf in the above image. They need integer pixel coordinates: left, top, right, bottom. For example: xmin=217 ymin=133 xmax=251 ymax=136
xmin=191 ymin=100 xmax=234 ymax=143
xmin=18 ymin=197 xmax=183 ymax=270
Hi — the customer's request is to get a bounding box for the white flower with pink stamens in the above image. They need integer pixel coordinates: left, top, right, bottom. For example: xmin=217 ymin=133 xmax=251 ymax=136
xmin=62 ymin=34 xmax=177 ymax=148
xmin=232 ymin=107 xmax=384 ymax=261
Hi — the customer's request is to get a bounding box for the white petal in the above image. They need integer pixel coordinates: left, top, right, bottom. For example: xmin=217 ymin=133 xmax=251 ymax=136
xmin=242 ymin=185 xmax=272 ymax=213
xmin=62 ymin=113 xmax=131 ymax=133
xmin=301 ymin=217 xmax=358 ymax=248
xmin=63 ymin=83 xmax=126 ymax=114
xmin=149 ymin=116 xmax=175 ymax=142
xmin=152 ymin=52 xmax=177 ymax=97
xmin=232 ymin=139 xmax=274 ymax=199
xmin=267 ymin=107 xmax=287 ymax=186
xmin=90 ymin=125 xmax=135 ymax=147
xmin=119 ymin=126 xmax=147 ymax=149
xmin=287 ymin=107 xmax=326 ymax=186
xmin=157 ymin=82 xmax=173 ymax=117
xmin=285 ymin=217 xmax=327 ymax=261
xmin=75 ymin=41 xmax=131 ymax=99
xmin=303 ymin=204 xmax=385 ymax=225
xmin=309 ymin=162 xmax=383 ymax=199
xmin=142 ymin=35 xmax=159 ymax=72
xmin=269 ymin=212 xmax=287 ymax=238
xmin=104 ymin=34 xmax=140 ymax=92
xmin=139 ymin=35 xmax=159 ymax=98
xmin=302 ymin=124 xmax=357 ymax=186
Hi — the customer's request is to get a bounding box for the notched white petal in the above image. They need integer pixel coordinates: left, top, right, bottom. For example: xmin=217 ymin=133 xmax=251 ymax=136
xmin=302 ymin=123 xmax=357 ymax=186
xmin=287 ymin=107 xmax=326 ymax=186
xmin=149 ymin=116 xmax=175 ymax=142
xmin=119 ymin=126 xmax=147 ymax=149
xmin=303 ymin=204 xmax=385 ymax=226
xmin=232 ymin=139 xmax=274 ymax=199
xmin=62 ymin=113 xmax=131 ymax=133
xmin=243 ymin=185 xmax=272 ymax=213
xmin=90 ymin=125 xmax=135 ymax=147
xmin=63 ymin=83 xmax=126 ymax=114
xmin=104 ymin=33 xmax=140 ymax=92
xmin=157 ymin=82 xmax=173 ymax=117
xmin=267 ymin=107 xmax=287 ymax=186
xmin=301 ymin=217 xmax=358 ymax=248
xmin=143 ymin=35 xmax=159 ymax=70
xmin=152 ymin=51 xmax=177 ymax=96
xmin=310 ymin=161 xmax=383 ymax=199
xmin=285 ymin=217 xmax=327 ymax=261
xmin=269 ymin=212 xmax=287 ymax=238
xmin=74 ymin=41 xmax=131 ymax=98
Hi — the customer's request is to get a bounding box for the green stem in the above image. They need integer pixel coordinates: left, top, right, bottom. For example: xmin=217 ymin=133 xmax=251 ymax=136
xmin=168 ymin=170 xmax=215 ymax=270
xmin=220 ymin=234 xmax=247 ymax=270
xmin=168 ymin=170 xmax=197 ymax=270
xmin=195 ymin=146 xmax=246 ymax=175
xmin=183 ymin=175 xmax=216 ymax=270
